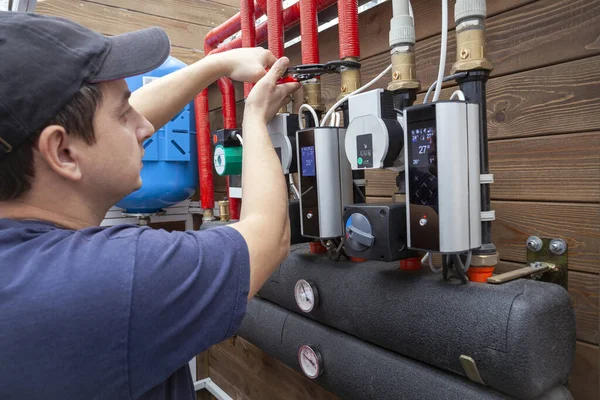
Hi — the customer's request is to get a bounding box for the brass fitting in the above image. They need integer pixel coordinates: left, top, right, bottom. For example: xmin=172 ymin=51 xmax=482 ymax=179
xmin=218 ymin=200 xmax=230 ymax=221
xmin=387 ymin=48 xmax=421 ymax=92
xmin=469 ymin=252 xmax=499 ymax=267
xmin=302 ymin=80 xmax=326 ymax=112
xmin=452 ymin=22 xmax=493 ymax=73
xmin=337 ymin=58 xmax=362 ymax=101
xmin=202 ymin=207 xmax=216 ymax=222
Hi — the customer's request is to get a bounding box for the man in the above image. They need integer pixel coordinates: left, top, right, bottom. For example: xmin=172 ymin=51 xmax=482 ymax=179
xmin=0 ymin=11 xmax=299 ymax=399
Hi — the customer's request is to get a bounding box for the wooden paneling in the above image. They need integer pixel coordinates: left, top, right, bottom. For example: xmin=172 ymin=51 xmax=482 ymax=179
xmin=495 ymin=262 xmax=598 ymax=345
xmin=88 ymin=0 xmax=238 ymax=27
xmin=492 ymin=201 xmax=599 ymax=275
xmin=313 ymin=0 xmax=600 ymax=108
xmin=171 ymin=46 xmax=204 ymax=65
xmin=364 ymin=132 xmax=600 ymax=203
xmin=486 ymin=55 xmax=600 ymax=140
xmin=37 ymin=0 xmax=211 ymax=50
xmin=569 ymin=342 xmax=599 ymax=400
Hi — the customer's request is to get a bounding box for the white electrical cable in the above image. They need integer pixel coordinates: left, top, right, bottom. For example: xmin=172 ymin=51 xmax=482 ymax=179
xmin=450 ymin=90 xmax=465 ymax=101
xmin=298 ymin=104 xmax=319 ymax=129
xmin=235 ymin=133 xmax=244 ymax=146
xmin=288 ymin=174 xmax=300 ymax=199
xmin=432 ymin=0 xmax=449 ymax=103
xmin=321 ymin=64 xmax=393 ymax=127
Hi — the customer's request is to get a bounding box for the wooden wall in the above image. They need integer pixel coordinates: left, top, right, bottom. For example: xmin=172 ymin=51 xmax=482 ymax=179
xmin=206 ymin=0 xmax=600 ymax=399
xmin=36 ymin=0 xmax=239 ymax=64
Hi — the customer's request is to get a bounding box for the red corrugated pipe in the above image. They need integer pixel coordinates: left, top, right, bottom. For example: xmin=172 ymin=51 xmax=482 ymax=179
xmin=300 ymin=0 xmax=320 ymax=64
xmin=194 ymin=88 xmax=213 ymax=212
xmin=267 ymin=0 xmax=284 ymax=58
xmin=338 ymin=0 xmax=360 ymax=59
xmin=204 ymin=2 xmax=264 ymax=51
xmin=195 ymin=0 xmax=337 ymax=213
xmin=241 ymin=0 xmax=257 ymax=97
xmin=217 ymin=77 xmax=241 ymax=220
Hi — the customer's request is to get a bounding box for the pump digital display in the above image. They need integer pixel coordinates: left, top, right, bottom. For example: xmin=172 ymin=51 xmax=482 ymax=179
xmin=301 ymin=146 xmax=316 ymax=177
xmin=411 ymin=126 xmax=436 ymax=168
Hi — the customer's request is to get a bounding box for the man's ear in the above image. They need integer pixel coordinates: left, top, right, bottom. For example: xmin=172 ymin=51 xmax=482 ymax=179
xmin=37 ymin=125 xmax=83 ymax=182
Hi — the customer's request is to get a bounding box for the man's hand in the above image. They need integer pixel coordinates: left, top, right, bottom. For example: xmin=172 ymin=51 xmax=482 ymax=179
xmin=217 ymin=48 xmax=278 ymax=83
xmin=243 ymin=57 xmax=300 ymax=125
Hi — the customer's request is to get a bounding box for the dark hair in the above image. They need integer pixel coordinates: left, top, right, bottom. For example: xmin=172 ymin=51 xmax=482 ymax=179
xmin=0 ymin=84 xmax=102 ymax=201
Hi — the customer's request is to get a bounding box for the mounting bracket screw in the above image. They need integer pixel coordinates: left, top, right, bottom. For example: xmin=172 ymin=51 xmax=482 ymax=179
xmin=549 ymin=239 xmax=567 ymax=255
xmin=526 ymin=236 xmax=543 ymax=252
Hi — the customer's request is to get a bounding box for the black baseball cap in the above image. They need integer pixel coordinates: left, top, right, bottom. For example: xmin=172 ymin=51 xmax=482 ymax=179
xmin=0 ymin=11 xmax=171 ymax=160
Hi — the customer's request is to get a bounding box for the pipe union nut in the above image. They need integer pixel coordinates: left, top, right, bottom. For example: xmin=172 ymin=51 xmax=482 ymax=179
xmin=455 ymin=0 xmax=486 ymax=23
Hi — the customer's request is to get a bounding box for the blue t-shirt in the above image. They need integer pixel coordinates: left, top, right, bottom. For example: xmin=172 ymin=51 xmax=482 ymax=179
xmin=0 ymin=219 xmax=250 ymax=399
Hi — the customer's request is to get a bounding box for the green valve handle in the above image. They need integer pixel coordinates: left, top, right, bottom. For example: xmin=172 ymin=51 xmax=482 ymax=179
xmin=213 ymin=145 xmax=242 ymax=176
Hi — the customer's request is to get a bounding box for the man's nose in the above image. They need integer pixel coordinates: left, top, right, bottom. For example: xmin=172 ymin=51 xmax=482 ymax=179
xmin=136 ymin=115 xmax=155 ymax=143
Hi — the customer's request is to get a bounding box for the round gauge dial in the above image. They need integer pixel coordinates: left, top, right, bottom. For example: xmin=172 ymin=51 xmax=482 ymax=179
xmin=298 ymin=345 xmax=322 ymax=379
xmin=213 ymin=145 xmax=226 ymax=176
xmin=294 ymin=279 xmax=319 ymax=313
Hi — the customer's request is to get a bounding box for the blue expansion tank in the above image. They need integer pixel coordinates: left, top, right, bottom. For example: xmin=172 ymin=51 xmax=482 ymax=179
xmin=116 ymin=56 xmax=198 ymax=214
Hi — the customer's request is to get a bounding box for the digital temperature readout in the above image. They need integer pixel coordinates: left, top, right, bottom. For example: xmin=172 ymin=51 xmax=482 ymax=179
xmin=411 ymin=126 xmax=436 ymax=167
xmin=301 ymin=146 xmax=316 ymax=177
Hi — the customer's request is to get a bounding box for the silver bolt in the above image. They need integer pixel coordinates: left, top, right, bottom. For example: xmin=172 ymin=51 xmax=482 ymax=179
xmin=549 ymin=239 xmax=567 ymax=255
xmin=526 ymin=236 xmax=543 ymax=252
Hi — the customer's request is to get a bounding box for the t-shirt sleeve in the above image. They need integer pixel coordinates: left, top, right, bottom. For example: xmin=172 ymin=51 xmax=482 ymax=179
xmin=127 ymin=225 xmax=250 ymax=398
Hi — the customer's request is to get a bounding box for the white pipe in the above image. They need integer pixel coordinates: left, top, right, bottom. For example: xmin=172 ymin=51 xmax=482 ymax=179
xmin=432 ymin=0 xmax=449 ymax=102
xmin=392 ymin=0 xmax=410 ymax=17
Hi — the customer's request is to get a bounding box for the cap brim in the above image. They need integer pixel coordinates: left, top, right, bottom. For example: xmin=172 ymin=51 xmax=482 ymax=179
xmin=91 ymin=27 xmax=171 ymax=83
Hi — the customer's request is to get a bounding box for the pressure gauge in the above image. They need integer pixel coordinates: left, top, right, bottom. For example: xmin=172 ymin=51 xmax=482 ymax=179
xmin=294 ymin=279 xmax=319 ymax=313
xmin=298 ymin=345 xmax=322 ymax=379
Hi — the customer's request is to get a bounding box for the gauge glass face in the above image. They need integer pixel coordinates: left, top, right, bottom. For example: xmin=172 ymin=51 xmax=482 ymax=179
xmin=298 ymin=345 xmax=320 ymax=379
xmin=295 ymin=280 xmax=315 ymax=312
xmin=214 ymin=146 xmax=225 ymax=175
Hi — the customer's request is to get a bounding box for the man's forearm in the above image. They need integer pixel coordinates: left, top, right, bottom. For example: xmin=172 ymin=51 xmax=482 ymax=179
xmin=240 ymin=117 xmax=289 ymax=228
xmin=129 ymin=54 xmax=228 ymax=131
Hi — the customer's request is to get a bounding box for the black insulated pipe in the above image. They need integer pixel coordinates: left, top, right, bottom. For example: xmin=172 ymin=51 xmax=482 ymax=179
xmin=457 ymin=70 xmax=495 ymax=254
xmin=238 ymin=298 xmax=573 ymax=400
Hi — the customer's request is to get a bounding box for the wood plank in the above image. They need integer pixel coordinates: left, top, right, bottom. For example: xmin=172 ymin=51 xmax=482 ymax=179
xmin=208 ymin=367 xmax=246 ymax=400
xmin=364 ymin=132 xmax=600 ymax=203
xmin=485 ymin=55 xmax=600 ymax=140
xmin=214 ymin=337 xmax=339 ymax=400
xmin=36 ymin=0 xmax=212 ymax=50
xmin=488 ymin=133 xmax=600 ymax=203
xmin=495 ymin=262 xmax=598 ymax=345
xmin=89 ymin=0 xmax=238 ymax=27
xmin=492 ymin=201 xmax=600 ymax=275
xmin=568 ymin=342 xmax=599 ymax=400
xmin=314 ymin=0 xmax=600 ymax=109
xmin=208 ymin=345 xmax=293 ymax=400
xmin=171 ymin=46 xmax=204 ymax=65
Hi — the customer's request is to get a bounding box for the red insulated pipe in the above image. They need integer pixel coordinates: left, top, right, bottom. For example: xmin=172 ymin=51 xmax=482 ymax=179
xmin=338 ymin=0 xmax=360 ymax=59
xmin=241 ymin=0 xmax=257 ymax=97
xmin=194 ymin=88 xmax=214 ymax=211
xmin=300 ymin=0 xmax=320 ymax=64
xmin=217 ymin=77 xmax=241 ymax=219
xmin=267 ymin=0 xmax=284 ymax=58
xmin=204 ymin=3 xmax=265 ymax=51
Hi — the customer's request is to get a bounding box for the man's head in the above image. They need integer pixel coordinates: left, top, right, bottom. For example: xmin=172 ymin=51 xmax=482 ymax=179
xmin=0 ymin=11 xmax=170 ymax=205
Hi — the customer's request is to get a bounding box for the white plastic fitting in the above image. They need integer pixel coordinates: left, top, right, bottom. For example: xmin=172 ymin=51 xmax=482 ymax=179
xmin=455 ymin=0 xmax=486 ymax=23
xmin=389 ymin=0 xmax=415 ymax=47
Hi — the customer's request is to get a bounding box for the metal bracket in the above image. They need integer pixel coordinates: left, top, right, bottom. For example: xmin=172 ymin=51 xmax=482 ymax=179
xmin=193 ymin=378 xmax=233 ymax=400
xmin=487 ymin=237 xmax=568 ymax=290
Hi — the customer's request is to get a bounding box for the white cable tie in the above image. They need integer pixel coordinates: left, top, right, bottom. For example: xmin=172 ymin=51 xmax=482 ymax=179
xmin=481 ymin=210 xmax=495 ymax=221
xmin=480 ymin=174 xmax=494 ymax=184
